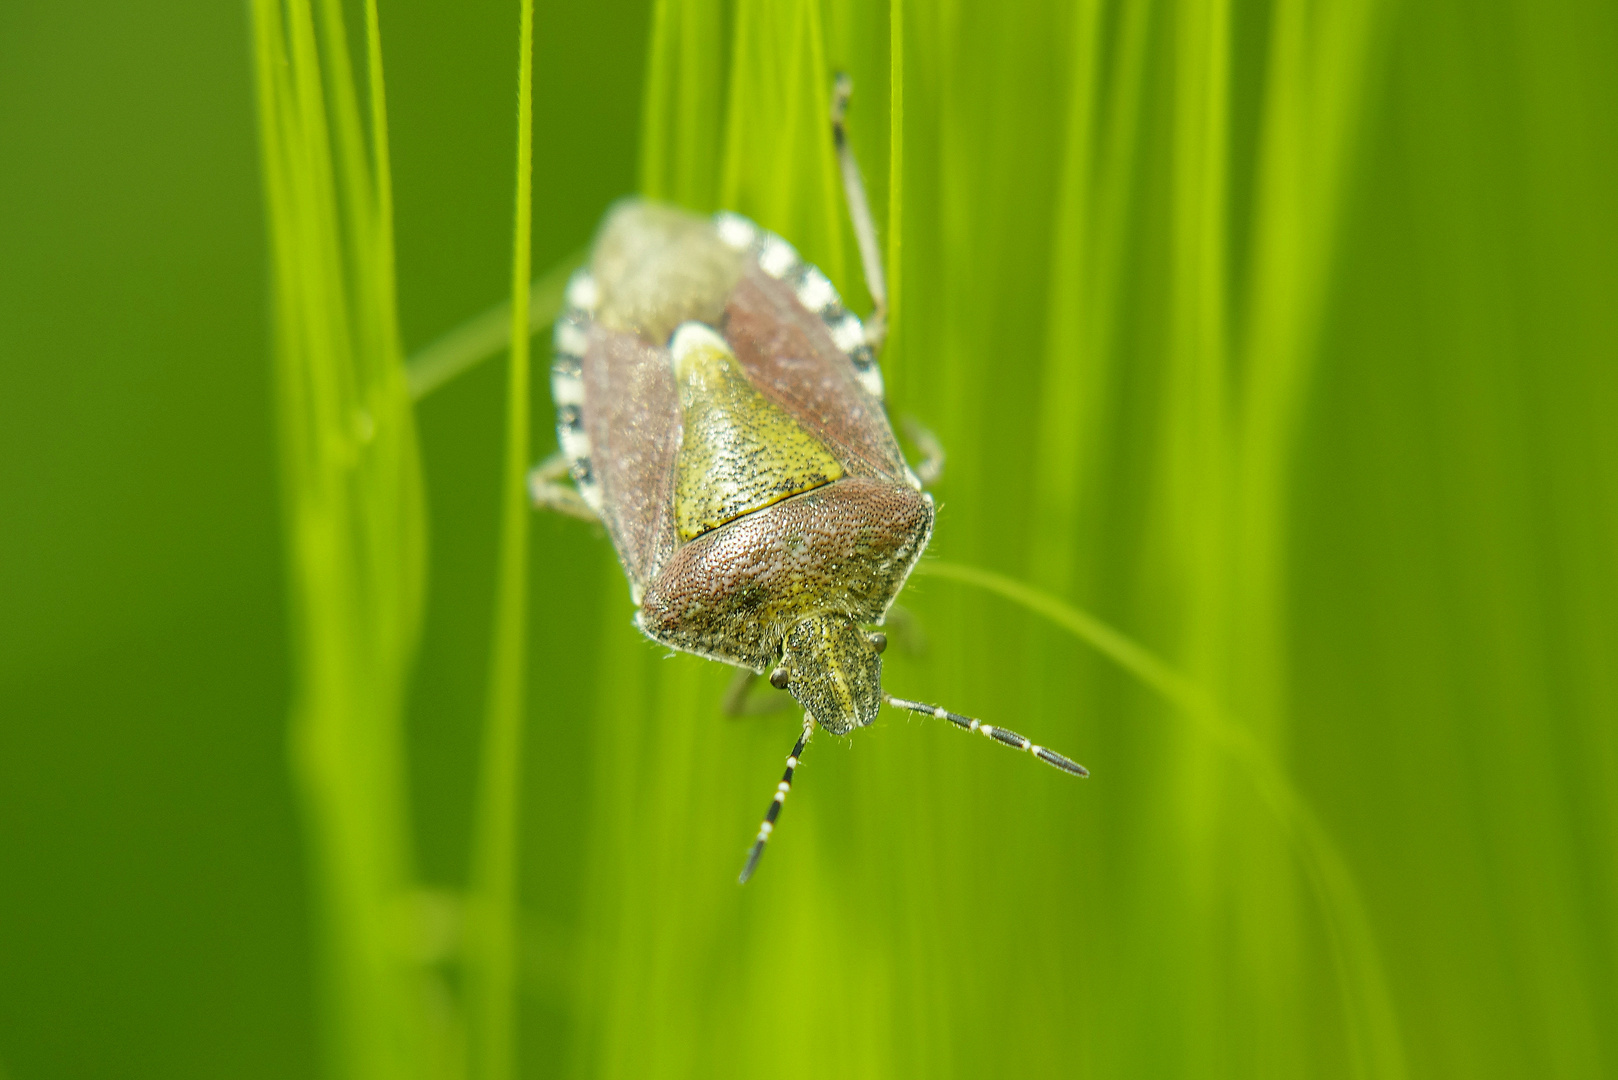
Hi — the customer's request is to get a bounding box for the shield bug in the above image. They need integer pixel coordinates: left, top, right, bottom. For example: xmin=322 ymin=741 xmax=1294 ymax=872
xmin=532 ymin=75 xmax=1086 ymax=883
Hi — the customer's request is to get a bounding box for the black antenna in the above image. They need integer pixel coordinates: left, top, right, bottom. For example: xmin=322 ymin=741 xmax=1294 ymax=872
xmin=884 ymin=694 xmax=1089 ymax=776
xmin=738 ymin=721 xmax=814 ymax=884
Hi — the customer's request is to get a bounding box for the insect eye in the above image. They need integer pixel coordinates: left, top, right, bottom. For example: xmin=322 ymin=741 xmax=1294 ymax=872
xmin=868 ymin=632 xmax=888 ymax=654
xmin=769 ymin=667 xmax=791 ymax=690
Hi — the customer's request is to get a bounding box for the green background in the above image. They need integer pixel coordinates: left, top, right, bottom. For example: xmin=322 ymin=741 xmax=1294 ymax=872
xmin=3 ymin=1 xmax=1616 ymax=1078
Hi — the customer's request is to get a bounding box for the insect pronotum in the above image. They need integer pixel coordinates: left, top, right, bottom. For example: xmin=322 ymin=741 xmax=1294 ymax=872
xmin=531 ymin=73 xmax=1087 ymax=884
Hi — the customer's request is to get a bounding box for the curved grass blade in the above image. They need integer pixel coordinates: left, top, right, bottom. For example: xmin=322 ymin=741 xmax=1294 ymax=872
xmin=916 ymin=558 xmax=1405 ymax=1080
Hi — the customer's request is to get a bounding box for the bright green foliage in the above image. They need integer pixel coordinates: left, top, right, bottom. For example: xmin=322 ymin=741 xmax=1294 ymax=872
xmin=250 ymin=1 xmax=439 ymax=1078
xmin=255 ymin=1 xmax=544 ymax=1078
xmin=640 ymin=0 xmax=728 ymax=212
xmin=559 ymin=2 xmax=1618 ymax=1079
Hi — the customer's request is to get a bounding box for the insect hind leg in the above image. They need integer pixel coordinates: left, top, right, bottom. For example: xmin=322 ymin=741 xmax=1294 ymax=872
xmin=900 ymin=416 xmax=946 ymax=487
xmin=831 ymin=73 xmax=887 ymax=356
xmin=529 ymin=451 xmax=599 ymax=522
xmin=721 ymin=668 xmax=793 ymax=717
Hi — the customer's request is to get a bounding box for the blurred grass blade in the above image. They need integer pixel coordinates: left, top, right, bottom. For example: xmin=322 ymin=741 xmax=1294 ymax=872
xmin=465 ymin=0 xmax=536 ymax=1078
xmin=720 ymin=0 xmax=847 ymax=283
xmin=1230 ymin=0 xmax=1402 ymax=1073
xmin=885 ymin=0 xmax=902 ymax=348
xmin=250 ymin=0 xmax=437 ymax=1078
xmin=916 ymin=560 xmax=1206 ymax=715
xmin=641 ymin=0 xmax=727 ymax=208
xmin=406 ymin=251 xmax=585 ymax=401
xmin=919 ymin=557 xmax=1401 ymax=1080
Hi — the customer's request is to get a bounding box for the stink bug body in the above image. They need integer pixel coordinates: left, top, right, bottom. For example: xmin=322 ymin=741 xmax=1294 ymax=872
xmin=533 ymin=76 xmax=1086 ymax=882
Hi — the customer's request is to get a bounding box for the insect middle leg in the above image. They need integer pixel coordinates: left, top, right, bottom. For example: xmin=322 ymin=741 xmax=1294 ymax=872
xmin=721 ymin=668 xmax=793 ymax=717
xmin=879 ymin=604 xmax=930 ymax=658
xmin=528 ymin=451 xmax=599 ymax=522
xmin=901 ymin=416 xmax=946 ymax=487
xmin=831 ymin=73 xmax=888 ymax=356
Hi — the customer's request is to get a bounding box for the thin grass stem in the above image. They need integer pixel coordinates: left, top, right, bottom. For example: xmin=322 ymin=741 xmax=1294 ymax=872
xmin=405 ymin=252 xmax=584 ymax=401
xmin=916 ymin=560 xmax=1206 ymax=716
xmin=466 ymin=0 xmax=535 ymax=1076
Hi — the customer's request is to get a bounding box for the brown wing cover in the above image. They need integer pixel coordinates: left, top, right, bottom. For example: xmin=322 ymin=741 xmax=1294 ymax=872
xmin=580 ymin=324 xmax=682 ymax=590
xmin=723 ymin=265 xmax=909 ymax=484
xmin=578 ymin=203 xmax=911 ymax=598
xmin=637 ymin=477 xmax=935 ymax=669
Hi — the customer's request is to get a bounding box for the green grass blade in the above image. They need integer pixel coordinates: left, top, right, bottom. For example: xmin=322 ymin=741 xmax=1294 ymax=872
xmin=466 ymin=1 xmax=536 ymax=1077
xmin=885 ymin=0 xmax=902 ymax=355
xmin=916 ymin=560 xmax=1206 ymax=715
xmin=719 ymin=0 xmax=847 ymax=283
xmin=641 ymin=0 xmax=727 ymax=208
xmin=405 ymin=251 xmax=585 ymax=401
xmin=916 ymin=555 xmax=1401 ymax=1077
xmin=1229 ymin=0 xmax=1403 ymax=1072
xmin=250 ymin=0 xmax=433 ymax=1077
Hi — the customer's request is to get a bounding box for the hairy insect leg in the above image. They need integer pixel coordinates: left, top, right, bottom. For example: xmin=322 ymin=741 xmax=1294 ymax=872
xmin=901 ymin=416 xmax=947 ymax=487
xmin=879 ymin=604 xmax=930 ymax=658
xmin=885 ymin=694 xmax=1089 ymax=777
xmin=721 ymin=668 xmax=793 ymax=717
xmin=831 ymin=72 xmax=887 ymax=355
xmin=738 ymin=719 xmax=814 ymax=884
xmin=528 ymin=451 xmax=598 ymax=521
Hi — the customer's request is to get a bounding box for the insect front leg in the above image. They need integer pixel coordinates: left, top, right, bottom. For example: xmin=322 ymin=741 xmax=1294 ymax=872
xmin=900 ymin=416 xmax=946 ymax=487
xmin=879 ymin=604 xmax=930 ymax=658
xmin=721 ymin=666 xmax=794 ymax=717
xmin=528 ymin=451 xmax=599 ymax=522
xmin=831 ymin=73 xmax=887 ymax=356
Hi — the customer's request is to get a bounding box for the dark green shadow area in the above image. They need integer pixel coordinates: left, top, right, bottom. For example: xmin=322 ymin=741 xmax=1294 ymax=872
xmin=0 ymin=0 xmax=650 ymax=1076
xmin=0 ymin=1 xmax=308 ymax=1077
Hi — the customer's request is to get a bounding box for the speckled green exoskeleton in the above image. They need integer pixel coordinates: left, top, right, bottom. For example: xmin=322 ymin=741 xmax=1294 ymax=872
xmin=532 ymin=76 xmax=1086 ymax=882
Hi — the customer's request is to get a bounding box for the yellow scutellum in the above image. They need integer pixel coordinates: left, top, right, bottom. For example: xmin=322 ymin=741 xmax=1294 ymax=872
xmin=671 ymin=325 xmax=844 ymax=541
